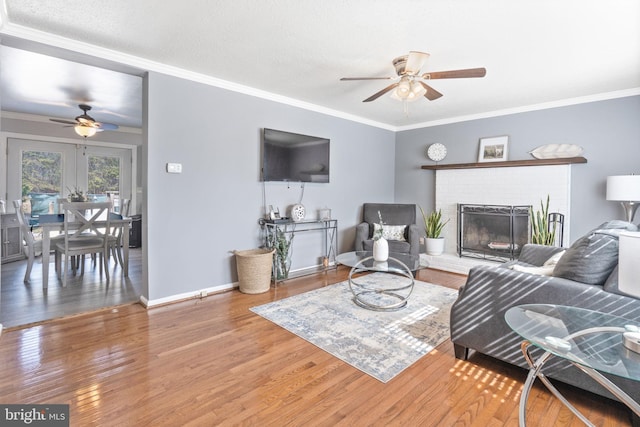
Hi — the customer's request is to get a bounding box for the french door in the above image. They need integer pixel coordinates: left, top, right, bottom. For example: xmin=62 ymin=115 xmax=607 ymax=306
xmin=6 ymin=138 xmax=132 ymax=215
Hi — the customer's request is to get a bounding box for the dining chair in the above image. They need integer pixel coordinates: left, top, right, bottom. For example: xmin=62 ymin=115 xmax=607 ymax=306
xmin=54 ymin=201 xmax=113 ymax=287
xmin=12 ymin=200 xmax=65 ymax=283
xmin=108 ymin=198 xmax=131 ymax=267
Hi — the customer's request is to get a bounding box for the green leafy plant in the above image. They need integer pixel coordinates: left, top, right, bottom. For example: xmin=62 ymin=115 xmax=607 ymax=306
xmin=420 ymin=206 xmax=449 ymax=238
xmin=530 ymin=195 xmax=557 ymax=246
xmin=373 ymin=210 xmax=384 ymax=241
xmin=67 ymin=186 xmax=87 ymax=202
xmin=272 ymin=229 xmax=293 ymax=280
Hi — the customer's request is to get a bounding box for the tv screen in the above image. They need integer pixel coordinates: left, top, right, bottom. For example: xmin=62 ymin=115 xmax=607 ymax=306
xmin=261 ymin=128 xmax=330 ymax=183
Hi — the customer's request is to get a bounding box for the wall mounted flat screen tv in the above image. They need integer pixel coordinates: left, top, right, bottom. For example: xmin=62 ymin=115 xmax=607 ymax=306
xmin=261 ymin=128 xmax=330 ymax=183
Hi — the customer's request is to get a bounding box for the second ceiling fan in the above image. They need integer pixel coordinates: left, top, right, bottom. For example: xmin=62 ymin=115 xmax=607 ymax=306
xmin=49 ymin=104 xmax=119 ymax=138
xmin=341 ymin=51 xmax=486 ymax=103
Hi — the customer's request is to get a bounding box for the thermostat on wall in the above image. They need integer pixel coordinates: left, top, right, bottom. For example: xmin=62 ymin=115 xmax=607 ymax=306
xmin=166 ymin=163 xmax=182 ymax=174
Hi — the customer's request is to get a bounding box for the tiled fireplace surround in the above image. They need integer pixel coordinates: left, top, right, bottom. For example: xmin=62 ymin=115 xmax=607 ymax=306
xmin=423 ymin=164 xmax=571 ymax=274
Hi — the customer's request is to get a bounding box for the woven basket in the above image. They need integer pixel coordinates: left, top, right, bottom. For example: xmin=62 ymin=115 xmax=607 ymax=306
xmin=235 ymin=248 xmax=275 ymax=294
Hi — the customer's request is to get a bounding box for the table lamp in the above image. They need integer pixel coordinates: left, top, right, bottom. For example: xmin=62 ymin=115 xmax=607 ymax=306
xmin=606 ymin=175 xmax=640 ymax=222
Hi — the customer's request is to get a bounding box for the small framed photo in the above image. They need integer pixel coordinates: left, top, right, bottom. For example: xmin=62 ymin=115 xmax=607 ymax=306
xmin=478 ymin=135 xmax=509 ymax=162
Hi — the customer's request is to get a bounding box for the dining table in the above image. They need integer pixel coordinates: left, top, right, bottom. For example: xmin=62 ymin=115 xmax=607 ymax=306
xmin=36 ymin=213 xmax=132 ymax=289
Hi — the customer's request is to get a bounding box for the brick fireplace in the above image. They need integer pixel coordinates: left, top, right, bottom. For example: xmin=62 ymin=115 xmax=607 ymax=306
xmin=428 ymin=164 xmax=571 ymax=273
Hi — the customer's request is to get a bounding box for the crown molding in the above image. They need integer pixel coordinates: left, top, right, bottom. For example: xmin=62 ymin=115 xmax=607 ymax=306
xmin=1 ymin=19 xmax=638 ymax=134
xmin=0 ymin=21 xmax=396 ymax=132
xmin=396 ymin=88 xmax=640 ymax=131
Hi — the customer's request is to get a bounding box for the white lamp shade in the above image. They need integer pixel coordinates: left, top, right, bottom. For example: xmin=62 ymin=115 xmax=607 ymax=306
xmin=606 ymin=175 xmax=640 ymax=201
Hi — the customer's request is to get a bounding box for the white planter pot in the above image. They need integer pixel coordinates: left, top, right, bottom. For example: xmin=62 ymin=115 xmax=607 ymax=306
xmin=425 ymin=237 xmax=445 ymax=256
xmin=373 ymin=237 xmax=389 ymax=262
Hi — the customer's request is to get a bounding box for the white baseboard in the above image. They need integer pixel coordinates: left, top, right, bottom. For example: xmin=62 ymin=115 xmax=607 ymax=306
xmin=138 ymin=263 xmax=335 ymax=309
xmin=140 ymin=282 xmax=239 ymax=308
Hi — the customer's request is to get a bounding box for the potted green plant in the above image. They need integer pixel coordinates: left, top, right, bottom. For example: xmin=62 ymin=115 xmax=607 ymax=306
xmin=372 ymin=210 xmax=389 ymax=262
xmin=530 ymin=195 xmax=557 ymax=246
xmin=67 ymin=186 xmax=87 ymax=202
xmin=272 ymin=229 xmax=293 ymax=280
xmin=420 ymin=206 xmax=449 ymax=256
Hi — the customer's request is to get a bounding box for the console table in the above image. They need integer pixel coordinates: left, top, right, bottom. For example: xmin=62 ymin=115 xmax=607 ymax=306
xmin=505 ymin=304 xmax=640 ymax=426
xmin=260 ymin=218 xmax=338 ymax=284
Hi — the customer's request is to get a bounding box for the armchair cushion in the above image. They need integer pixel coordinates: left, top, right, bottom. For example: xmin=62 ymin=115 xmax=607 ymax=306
xmin=373 ymin=223 xmax=407 ymax=241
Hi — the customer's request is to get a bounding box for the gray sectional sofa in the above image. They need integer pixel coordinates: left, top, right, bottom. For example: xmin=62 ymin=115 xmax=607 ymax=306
xmin=450 ymin=220 xmax=640 ymax=406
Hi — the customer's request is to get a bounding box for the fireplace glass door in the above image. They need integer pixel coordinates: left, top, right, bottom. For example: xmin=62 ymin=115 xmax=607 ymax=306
xmin=457 ymin=204 xmax=531 ymax=262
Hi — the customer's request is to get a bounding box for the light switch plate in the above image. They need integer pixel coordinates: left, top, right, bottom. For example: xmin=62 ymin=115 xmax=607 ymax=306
xmin=166 ymin=163 xmax=182 ymax=173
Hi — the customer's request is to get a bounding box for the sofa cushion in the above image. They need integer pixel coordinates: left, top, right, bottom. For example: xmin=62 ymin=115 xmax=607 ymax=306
xmin=552 ymin=221 xmax=637 ymax=286
xmin=511 ymin=250 xmax=565 ymax=276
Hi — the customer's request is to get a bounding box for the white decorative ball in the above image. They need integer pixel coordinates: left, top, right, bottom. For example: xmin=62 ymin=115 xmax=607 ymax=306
xmin=291 ymin=204 xmax=306 ymax=222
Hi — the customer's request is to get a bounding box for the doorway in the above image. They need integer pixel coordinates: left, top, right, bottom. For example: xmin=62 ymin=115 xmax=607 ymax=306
xmin=1 ymin=137 xmax=140 ymax=328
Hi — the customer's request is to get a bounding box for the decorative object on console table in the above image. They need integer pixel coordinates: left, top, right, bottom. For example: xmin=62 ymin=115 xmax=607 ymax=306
xmin=478 ymin=135 xmax=509 ymax=162
xmin=606 ymin=175 xmax=640 ymax=222
xmin=290 ymin=203 xmax=306 ymax=222
xmin=372 ymin=211 xmax=389 ymax=262
xmin=420 ymin=206 xmax=449 ymax=256
xmin=319 ymin=207 xmax=331 ymax=221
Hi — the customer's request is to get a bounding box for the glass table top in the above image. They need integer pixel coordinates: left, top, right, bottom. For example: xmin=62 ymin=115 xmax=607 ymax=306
xmin=505 ymin=304 xmax=640 ymax=381
xmin=336 ymin=251 xmax=427 ymax=272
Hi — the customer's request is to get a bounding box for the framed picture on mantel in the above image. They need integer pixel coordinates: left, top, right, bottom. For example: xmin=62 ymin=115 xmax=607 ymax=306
xmin=478 ymin=135 xmax=509 ymax=162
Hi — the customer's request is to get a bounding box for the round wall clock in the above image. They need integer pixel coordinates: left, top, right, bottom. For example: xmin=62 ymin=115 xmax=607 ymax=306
xmin=427 ymin=143 xmax=447 ymax=162
xmin=291 ymin=204 xmax=306 ymax=222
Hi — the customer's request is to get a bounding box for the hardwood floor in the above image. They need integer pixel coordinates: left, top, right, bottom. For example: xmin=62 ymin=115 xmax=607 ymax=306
xmin=0 ymin=248 xmax=143 ymax=328
xmin=0 ymin=267 xmax=632 ymax=426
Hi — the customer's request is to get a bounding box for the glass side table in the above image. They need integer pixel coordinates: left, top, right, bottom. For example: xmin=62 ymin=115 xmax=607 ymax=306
xmin=505 ymin=304 xmax=640 ymax=426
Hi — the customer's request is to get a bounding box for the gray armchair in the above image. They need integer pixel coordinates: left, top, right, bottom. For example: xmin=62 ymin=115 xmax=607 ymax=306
xmin=354 ymin=203 xmax=421 ymax=257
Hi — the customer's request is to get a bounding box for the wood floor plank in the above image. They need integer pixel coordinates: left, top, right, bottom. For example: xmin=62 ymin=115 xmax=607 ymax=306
xmin=0 ymin=266 xmax=633 ymax=426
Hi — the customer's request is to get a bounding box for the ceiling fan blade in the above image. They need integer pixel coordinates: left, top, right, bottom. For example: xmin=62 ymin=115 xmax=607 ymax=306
xmin=97 ymin=122 xmax=119 ymax=131
xmin=50 ymin=118 xmax=77 ymax=125
xmin=423 ymin=67 xmax=486 ymax=80
xmin=419 ymin=82 xmax=443 ymax=101
xmin=340 ymin=77 xmax=393 ymax=81
xmin=363 ymin=83 xmax=399 ymax=102
xmin=404 ymin=51 xmax=430 ymax=75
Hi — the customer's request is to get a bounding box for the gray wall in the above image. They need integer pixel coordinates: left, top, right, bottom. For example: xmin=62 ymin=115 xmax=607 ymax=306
xmin=145 ymin=72 xmax=395 ymax=300
xmin=395 ymin=95 xmax=640 ymax=241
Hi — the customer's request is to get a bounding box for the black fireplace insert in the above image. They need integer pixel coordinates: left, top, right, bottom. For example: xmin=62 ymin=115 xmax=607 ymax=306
xmin=457 ymin=204 xmax=531 ymax=262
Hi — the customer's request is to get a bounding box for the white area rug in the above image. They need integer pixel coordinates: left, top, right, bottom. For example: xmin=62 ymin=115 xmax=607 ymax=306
xmin=250 ymin=273 xmax=458 ymax=383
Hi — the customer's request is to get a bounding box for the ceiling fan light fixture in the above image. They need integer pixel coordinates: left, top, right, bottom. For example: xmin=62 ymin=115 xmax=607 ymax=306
xmin=390 ymin=77 xmax=412 ymax=100
xmin=74 ymin=124 xmax=97 ymax=138
xmin=407 ymin=81 xmax=426 ymax=101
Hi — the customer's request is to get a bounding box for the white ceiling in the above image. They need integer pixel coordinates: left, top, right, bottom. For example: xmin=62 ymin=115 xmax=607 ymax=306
xmin=1 ymin=0 xmax=639 ymax=130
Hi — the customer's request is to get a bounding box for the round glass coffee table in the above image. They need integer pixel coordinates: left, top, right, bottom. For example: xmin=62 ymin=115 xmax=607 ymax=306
xmin=505 ymin=304 xmax=640 ymax=426
xmin=336 ymin=251 xmax=427 ymax=311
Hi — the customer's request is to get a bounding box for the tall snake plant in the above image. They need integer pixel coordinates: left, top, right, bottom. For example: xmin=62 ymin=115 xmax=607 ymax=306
xmin=530 ymin=195 xmax=557 ymax=246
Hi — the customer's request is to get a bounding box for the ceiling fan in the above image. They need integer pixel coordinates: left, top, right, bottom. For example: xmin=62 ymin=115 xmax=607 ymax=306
xmin=49 ymin=104 xmax=119 ymax=138
xmin=341 ymin=51 xmax=486 ymax=104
